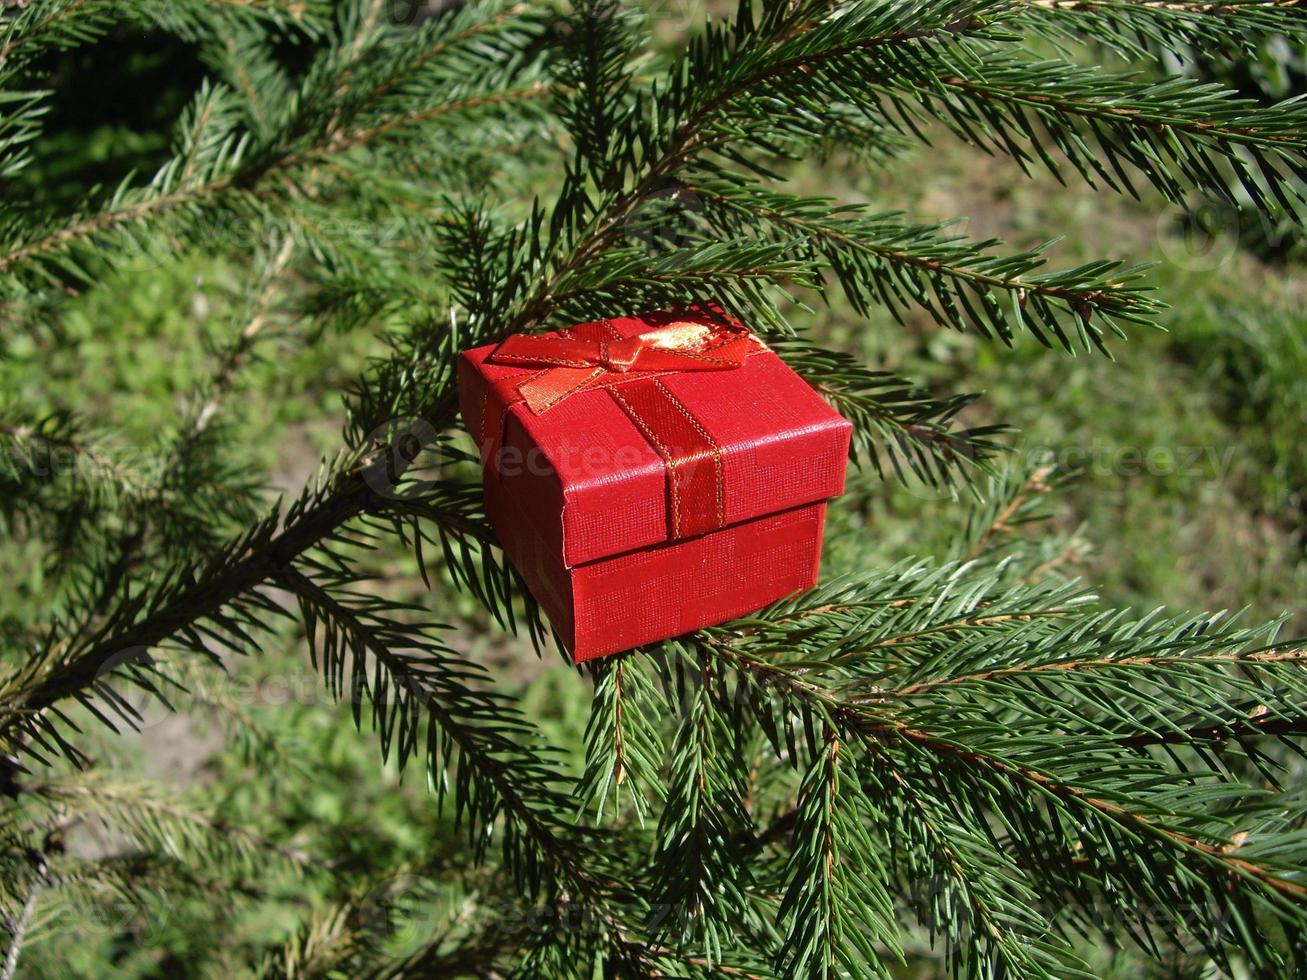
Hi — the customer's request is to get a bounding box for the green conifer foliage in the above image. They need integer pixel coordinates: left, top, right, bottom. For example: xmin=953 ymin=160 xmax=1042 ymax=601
xmin=2 ymin=1 xmax=1307 ymax=976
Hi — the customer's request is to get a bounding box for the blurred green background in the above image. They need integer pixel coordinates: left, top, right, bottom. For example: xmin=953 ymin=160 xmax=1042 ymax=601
xmin=3 ymin=2 xmax=1304 ymax=975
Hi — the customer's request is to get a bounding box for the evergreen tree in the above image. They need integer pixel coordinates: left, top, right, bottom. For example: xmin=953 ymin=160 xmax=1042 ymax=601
xmin=2 ymin=0 xmax=1307 ymax=976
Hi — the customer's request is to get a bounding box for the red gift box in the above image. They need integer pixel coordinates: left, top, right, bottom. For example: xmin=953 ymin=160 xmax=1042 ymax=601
xmin=457 ymin=310 xmax=852 ymax=662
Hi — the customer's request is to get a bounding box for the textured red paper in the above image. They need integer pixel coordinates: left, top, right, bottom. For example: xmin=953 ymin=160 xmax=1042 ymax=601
xmin=458 ymin=313 xmax=852 ymax=662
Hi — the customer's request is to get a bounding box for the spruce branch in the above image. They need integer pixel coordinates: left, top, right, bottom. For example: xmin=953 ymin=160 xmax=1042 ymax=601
xmin=376 ymin=472 xmax=545 ymax=642
xmin=0 ymin=0 xmax=330 ymax=69
xmin=5 ymin=4 xmax=1307 ymax=973
xmin=697 ymin=563 xmax=1307 ymax=968
xmin=313 ymin=83 xmax=552 ymax=158
xmin=578 ymin=654 xmax=667 ymax=823
xmin=888 ymin=50 xmax=1307 ymax=212
xmin=689 ymin=174 xmax=1162 ymax=352
xmin=956 ymin=463 xmax=1060 ymax=561
xmin=0 ymin=1 xmax=548 ymax=287
xmin=776 ymin=728 xmax=901 ymax=978
xmin=272 ymin=558 xmax=642 ymax=941
xmin=0 ymin=873 xmax=38 ymax=980
xmin=631 ymin=2 xmax=1307 ymax=220
xmin=0 ymin=411 xmax=157 ymax=527
xmin=0 ymin=446 xmax=401 ymax=755
xmin=188 ymin=234 xmax=296 ymax=442
xmin=0 ymin=85 xmax=44 ymax=180
xmin=258 ymin=901 xmax=361 ymax=979
xmin=1 ymin=377 xmax=497 ymax=771
xmin=74 ymin=233 xmax=300 ymax=600
xmin=874 ymin=750 xmax=1083 ymax=977
xmin=889 ymin=643 xmax=1307 ymax=698
xmin=501 ymin=0 xmax=999 ymax=335
xmin=18 ymin=772 xmax=323 ymax=872
xmin=556 ymin=0 xmax=639 ymax=183
xmin=773 ymin=340 xmax=1009 ymax=487
xmin=1118 ymin=707 xmax=1307 ymax=747
xmin=647 ymin=649 xmax=758 ymax=959
xmin=1018 ymin=0 xmax=1307 ymax=59
xmin=713 ymin=634 xmax=1307 ymax=967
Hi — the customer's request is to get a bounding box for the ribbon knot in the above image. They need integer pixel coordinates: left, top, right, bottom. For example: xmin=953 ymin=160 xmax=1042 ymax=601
xmin=596 ymin=339 xmax=638 ymax=372
xmin=592 ymin=325 xmax=709 ymax=371
xmin=489 ymin=320 xmax=753 ymax=415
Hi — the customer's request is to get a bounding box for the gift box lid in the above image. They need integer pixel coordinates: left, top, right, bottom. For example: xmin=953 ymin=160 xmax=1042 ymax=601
xmin=459 ymin=312 xmax=852 ymax=568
